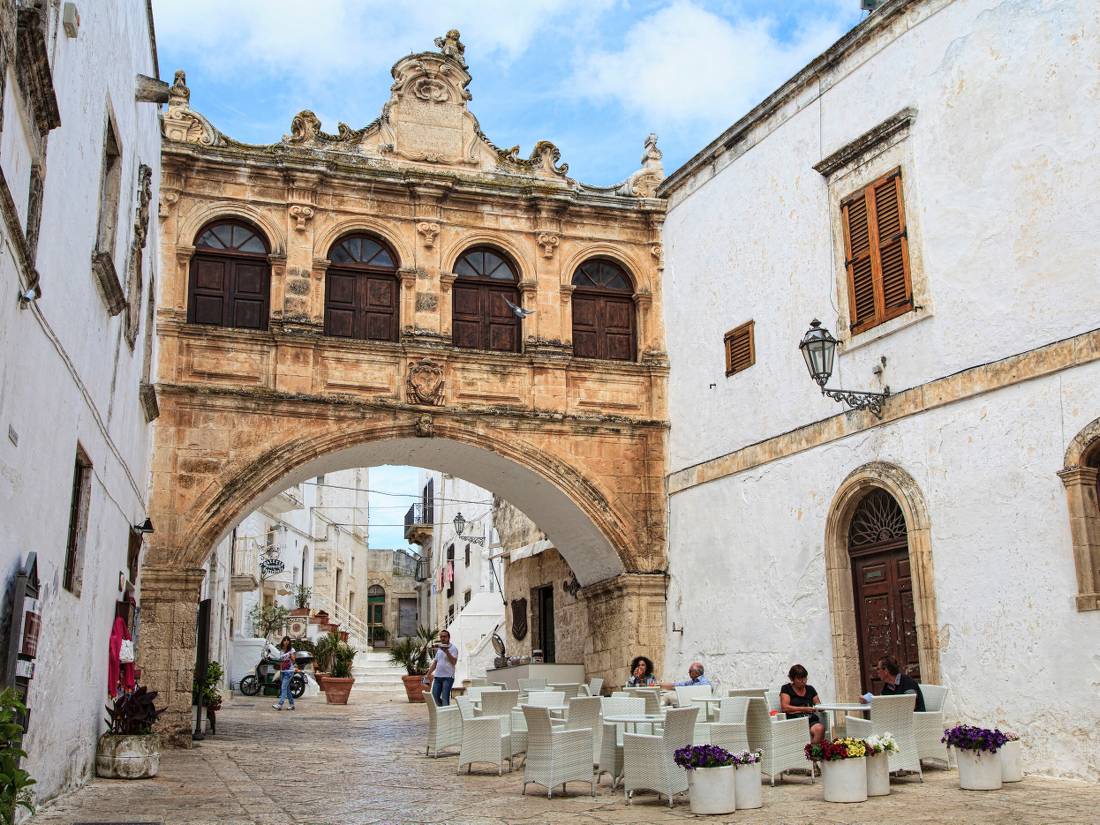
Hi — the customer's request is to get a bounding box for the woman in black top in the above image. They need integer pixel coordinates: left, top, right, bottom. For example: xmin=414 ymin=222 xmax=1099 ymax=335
xmin=780 ymin=663 xmax=825 ymax=744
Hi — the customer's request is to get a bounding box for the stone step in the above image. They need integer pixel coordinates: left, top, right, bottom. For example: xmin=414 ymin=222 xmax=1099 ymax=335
xmin=352 ymin=667 xmax=406 ymax=677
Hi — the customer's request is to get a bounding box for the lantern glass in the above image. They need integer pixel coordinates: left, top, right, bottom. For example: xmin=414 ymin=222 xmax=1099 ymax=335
xmin=799 ymin=319 xmax=837 ymax=387
xmin=453 ymin=512 xmax=466 ymax=536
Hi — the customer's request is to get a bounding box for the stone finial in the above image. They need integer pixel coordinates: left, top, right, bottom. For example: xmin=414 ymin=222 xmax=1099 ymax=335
xmin=168 ymin=69 xmax=190 ymax=110
xmin=288 ymin=110 xmax=322 ymax=144
xmin=434 ymin=29 xmax=467 ymax=67
xmin=618 ymin=133 xmax=665 ymax=198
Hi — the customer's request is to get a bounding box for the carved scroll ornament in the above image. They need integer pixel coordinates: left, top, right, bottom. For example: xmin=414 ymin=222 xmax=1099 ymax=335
xmin=407 ymin=359 xmax=445 ymax=406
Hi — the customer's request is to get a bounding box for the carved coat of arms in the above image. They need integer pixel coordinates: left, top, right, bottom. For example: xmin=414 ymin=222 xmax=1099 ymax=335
xmin=407 ymin=359 xmax=445 ymax=406
xmin=510 ymin=598 xmax=528 ymax=641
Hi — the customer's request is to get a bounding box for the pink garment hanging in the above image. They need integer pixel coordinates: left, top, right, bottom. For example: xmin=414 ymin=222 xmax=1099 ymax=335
xmin=107 ymin=616 xmax=136 ymax=698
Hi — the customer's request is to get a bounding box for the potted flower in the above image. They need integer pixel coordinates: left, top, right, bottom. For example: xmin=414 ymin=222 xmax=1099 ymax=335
xmin=731 ymin=750 xmax=763 ymax=810
xmin=941 ymin=725 xmax=1008 ymax=790
xmin=805 ymin=737 xmax=868 ymax=803
xmin=290 ymin=585 xmax=312 ymax=617
xmin=0 ymin=688 xmax=35 ymax=822
xmin=673 ymin=745 xmax=736 ymax=815
xmin=389 ymin=625 xmax=438 ymax=703
xmin=324 ymin=642 xmax=357 ymax=705
xmin=96 ymin=686 xmax=165 ymax=779
xmin=1001 ymin=731 xmax=1023 ymax=783
xmin=863 ymin=732 xmax=899 ymax=796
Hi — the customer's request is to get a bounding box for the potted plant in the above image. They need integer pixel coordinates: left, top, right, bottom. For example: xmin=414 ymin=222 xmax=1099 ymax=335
xmin=192 ymin=661 xmax=224 ymax=735
xmin=0 ymin=689 xmax=35 ymax=822
xmin=942 ymin=725 xmax=1008 ymax=790
xmin=291 ymin=585 xmax=312 ymax=617
xmin=805 ymin=737 xmax=868 ymax=803
xmin=674 ymin=744 xmax=736 ymax=815
xmin=1000 ymin=731 xmax=1023 ymax=783
xmin=248 ymin=603 xmax=289 ymax=640
xmin=96 ymin=686 xmax=165 ymax=779
xmin=731 ymin=750 xmax=763 ymax=810
xmin=313 ymin=631 xmax=342 ymax=692
xmin=389 ymin=625 xmax=438 ymax=703
xmin=324 ymin=642 xmax=357 ymax=705
xmin=863 ymin=732 xmax=899 ymax=796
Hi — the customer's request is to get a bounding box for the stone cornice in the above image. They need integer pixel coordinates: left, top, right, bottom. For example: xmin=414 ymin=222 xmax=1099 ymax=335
xmin=15 ymin=7 xmax=61 ymax=134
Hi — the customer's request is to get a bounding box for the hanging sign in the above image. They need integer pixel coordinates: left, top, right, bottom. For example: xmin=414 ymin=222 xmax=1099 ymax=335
xmin=259 ymin=558 xmax=285 ymax=576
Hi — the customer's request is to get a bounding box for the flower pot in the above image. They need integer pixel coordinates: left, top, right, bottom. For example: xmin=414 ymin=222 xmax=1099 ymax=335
xmin=323 ymin=676 xmax=354 ymax=704
xmin=314 ymin=672 xmax=328 ymax=692
xmin=822 ymin=757 xmax=868 ymax=803
xmin=289 ymin=607 xmax=310 ymax=617
xmin=688 ymin=765 xmax=736 ymax=815
xmin=956 ymin=748 xmax=1002 ymax=790
xmin=733 ymin=761 xmax=762 ymax=809
xmin=402 ymin=674 xmax=427 ymax=703
xmin=866 ymin=751 xmax=890 ymax=796
xmin=95 ymin=733 xmax=160 ymax=779
xmin=1000 ymin=740 xmax=1023 ymax=783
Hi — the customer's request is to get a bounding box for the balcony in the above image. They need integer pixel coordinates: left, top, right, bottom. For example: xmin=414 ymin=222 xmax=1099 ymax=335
xmin=404 ymin=503 xmax=433 ymax=546
xmin=265 ymin=483 xmax=304 ymax=515
xmin=230 ymin=539 xmax=259 ymax=592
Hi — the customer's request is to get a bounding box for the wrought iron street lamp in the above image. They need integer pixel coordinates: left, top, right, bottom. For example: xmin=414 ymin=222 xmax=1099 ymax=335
xmin=453 ymin=512 xmax=466 ymax=536
xmin=799 ymin=319 xmax=890 ymax=418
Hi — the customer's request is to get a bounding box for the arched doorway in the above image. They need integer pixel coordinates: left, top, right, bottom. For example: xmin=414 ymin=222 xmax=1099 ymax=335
xmin=847 ymin=488 xmax=919 ymax=694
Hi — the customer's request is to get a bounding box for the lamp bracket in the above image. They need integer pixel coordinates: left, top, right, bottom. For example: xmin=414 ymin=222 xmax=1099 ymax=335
xmin=821 ymin=385 xmax=891 ymax=419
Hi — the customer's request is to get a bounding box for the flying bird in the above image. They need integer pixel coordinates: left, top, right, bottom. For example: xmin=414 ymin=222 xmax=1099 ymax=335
xmin=504 ymin=298 xmax=536 ymax=319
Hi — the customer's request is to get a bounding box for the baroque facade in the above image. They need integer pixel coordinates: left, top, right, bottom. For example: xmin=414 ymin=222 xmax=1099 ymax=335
xmin=146 ymin=32 xmax=669 ymax=742
xmin=660 ymin=0 xmax=1099 ymax=779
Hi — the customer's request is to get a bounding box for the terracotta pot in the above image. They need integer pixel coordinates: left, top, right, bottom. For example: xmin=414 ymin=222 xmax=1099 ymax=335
xmin=338 ymin=631 xmax=349 ymax=642
xmin=323 ymin=676 xmax=355 ymax=704
xmin=95 ymin=733 xmax=160 ymax=779
xmin=289 ymin=607 xmax=311 ymax=617
xmin=314 ymin=672 xmax=328 ymax=692
xmin=402 ymin=674 xmax=427 ymax=703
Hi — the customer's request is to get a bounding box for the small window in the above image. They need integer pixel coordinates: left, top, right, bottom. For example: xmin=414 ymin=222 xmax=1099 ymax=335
xmin=452 ymin=246 xmax=521 ymax=353
xmin=95 ymin=118 xmax=122 ymax=258
xmin=464 ymin=543 xmax=471 ymax=567
xmin=464 ymin=589 xmax=472 ymax=605
xmin=324 ymin=233 xmax=399 ymax=342
xmin=724 ymin=320 xmax=755 ymax=376
xmin=64 ymin=447 xmax=93 ymax=595
xmin=571 ymin=258 xmax=636 ymax=361
xmin=842 ymin=169 xmax=913 ymax=334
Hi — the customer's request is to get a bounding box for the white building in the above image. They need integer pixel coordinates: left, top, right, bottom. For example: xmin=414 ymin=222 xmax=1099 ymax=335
xmin=659 ymin=0 xmax=1099 ymax=779
xmin=0 ymin=1 xmax=162 ymax=805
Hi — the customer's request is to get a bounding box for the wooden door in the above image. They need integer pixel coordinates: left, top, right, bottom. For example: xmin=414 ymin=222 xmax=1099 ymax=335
xmin=537 ymin=585 xmax=555 ymax=663
xmin=325 ymin=269 xmax=397 ymax=341
xmin=452 ymin=281 xmax=519 ymax=352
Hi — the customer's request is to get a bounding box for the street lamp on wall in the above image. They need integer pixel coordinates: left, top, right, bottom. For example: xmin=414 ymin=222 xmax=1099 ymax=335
xmin=799 ymin=319 xmax=890 ymax=418
xmin=453 ymin=512 xmax=466 ymax=536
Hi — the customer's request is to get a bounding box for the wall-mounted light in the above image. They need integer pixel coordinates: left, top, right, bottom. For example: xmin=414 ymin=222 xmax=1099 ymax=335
xmin=799 ymin=319 xmax=890 ymax=418
xmin=132 ymin=518 xmax=154 ymax=535
xmin=453 ymin=512 xmax=466 ymax=536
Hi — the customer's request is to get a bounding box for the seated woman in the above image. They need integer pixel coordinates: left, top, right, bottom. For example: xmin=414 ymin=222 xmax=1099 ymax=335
xmin=780 ymin=663 xmax=825 ymax=744
xmin=626 ymin=655 xmax=658 ymax=687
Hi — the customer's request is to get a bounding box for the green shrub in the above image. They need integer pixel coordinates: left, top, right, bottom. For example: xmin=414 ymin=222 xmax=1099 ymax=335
xmin=0 ymin=689 xmax=34 ymax=824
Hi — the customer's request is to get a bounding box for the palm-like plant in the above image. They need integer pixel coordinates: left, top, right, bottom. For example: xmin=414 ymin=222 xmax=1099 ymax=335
xmin=314 ymin=630 xmax=342 ymax=673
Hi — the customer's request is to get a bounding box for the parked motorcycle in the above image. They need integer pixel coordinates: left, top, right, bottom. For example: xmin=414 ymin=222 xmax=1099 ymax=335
xmin=238 ymin=641 xmax=313 ymax=698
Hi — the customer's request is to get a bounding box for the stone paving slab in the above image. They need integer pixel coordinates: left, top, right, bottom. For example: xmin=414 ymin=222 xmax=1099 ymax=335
xmin=30 ymin=695 xmax=1100 ymax=825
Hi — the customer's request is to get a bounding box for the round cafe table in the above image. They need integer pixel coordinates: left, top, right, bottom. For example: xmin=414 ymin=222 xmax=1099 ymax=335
xmin=811 ymin=702 xmax=870 ymax=732
xmin=603 ymin=713 xmax=664 ymax=733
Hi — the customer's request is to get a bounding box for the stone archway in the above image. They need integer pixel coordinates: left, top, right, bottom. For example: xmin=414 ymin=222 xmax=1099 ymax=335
xmin=824 ymin=462 xmax=939 ymax=701
xmin=1059 ymin=415 xmax=1100 ymax=611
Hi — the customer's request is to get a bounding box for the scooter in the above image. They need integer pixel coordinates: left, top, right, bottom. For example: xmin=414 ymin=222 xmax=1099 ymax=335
xmin=238 ymin=641 xmax=313 ymax=698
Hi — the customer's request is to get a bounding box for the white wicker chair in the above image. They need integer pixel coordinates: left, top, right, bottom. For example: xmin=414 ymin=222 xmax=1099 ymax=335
xmin=674 ymin=683 xmax=712 ymax=707
xmin=425 ymin=697 xmax=462 ymax=758
xmin=584 ymin=677 xmax=604 ymax=698
xmin=549 ymin=683 xmax=584 ymax=698
xmin=523 ymin=690 xmax=565 ymax=708
xmin=846 ymin=694 xmax=922 ymax=778
xmin=913 ymin=684 xmax=951 ymax=767
xmin=698 ymin=696 xmax=750 ymax=752
xmin=456 ymin=695 xmax=512 ymax=775
xmin=727 ymin=688 xmax=768 ymax=699
xmin=481 ymin=690 xmax=523 ymax=760
xmin=468 ymin=676 xmax=488 ymax=686
xmin=765 ymin=689 xmax=783 ymax=713
xmin=597 ymin=696 xmax=645 ymax=787
xmin=626 ymin=687 xmax=664 ymax=715
xmin=746 ymin=696 xmax=813 ymax=785
xmin=467 ymin=685 xmax=502 ymax=702
xmin=521 ymin=706 xmax=596 ymax=798
xmin=558 ymin=696 xmax=602 ymax=763
xmin=519 ymin=678 xmax=547 ymax=691
xmin=622 ymin=706 xmax=698 ymax=807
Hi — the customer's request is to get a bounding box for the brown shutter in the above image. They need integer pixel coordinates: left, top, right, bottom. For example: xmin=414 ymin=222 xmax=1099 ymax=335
xmin=843 ymin=193 xmax=876 ymax=333
xmin=871 ymin=172 xmax=912 ymax=319
xmin=724 ymin=320 xmax=755 ymax=376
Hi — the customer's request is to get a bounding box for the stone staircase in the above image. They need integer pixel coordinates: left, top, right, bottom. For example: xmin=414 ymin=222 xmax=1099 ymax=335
xmin=350 ymin=649 xmax=407 ymax=694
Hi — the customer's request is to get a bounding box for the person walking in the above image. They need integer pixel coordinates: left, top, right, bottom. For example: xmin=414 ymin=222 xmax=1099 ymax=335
xmin=423 ymin=629 xmax=459 ymax=706
xmin=272 ymin=636 xmax=297 ymax=711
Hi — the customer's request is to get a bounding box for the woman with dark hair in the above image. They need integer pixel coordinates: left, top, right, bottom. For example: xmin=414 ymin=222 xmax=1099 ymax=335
xmin=272 ymin=636 xmax=297 ymax=711
xmin=626 ymin=655 xmax=657 ymax=687
xmin=780 ymin=663 xmax=824 ymax=744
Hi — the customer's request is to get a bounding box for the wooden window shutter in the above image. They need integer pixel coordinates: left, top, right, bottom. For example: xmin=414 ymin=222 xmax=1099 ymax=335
xmin=724 ymin=320 xmax=755 ymax=376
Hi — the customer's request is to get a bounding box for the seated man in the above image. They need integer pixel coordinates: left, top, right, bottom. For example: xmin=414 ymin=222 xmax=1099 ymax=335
xmin=862 ymin=656 xmax=925 ymax=712
xmin=659 ymin=661 xmax=710 ymax=690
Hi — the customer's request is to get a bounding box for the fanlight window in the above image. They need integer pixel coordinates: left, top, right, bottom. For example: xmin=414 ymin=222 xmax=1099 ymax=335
xmin=848 ymin=489 xmax=907 ymax=549
xmin=571 ymin=258 xmax=635 ymax=361
xmin=325 ymin=233 xmax=400 ymax=342
xmin=188 ymin=219 xmax=271 ymax=330
xmin=451 ymin=246 xmax=521 ymax=352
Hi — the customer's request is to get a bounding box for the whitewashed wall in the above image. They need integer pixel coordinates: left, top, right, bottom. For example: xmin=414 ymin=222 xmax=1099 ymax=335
xmin=662 ymin=0 xmax=1100 ymax=779
xmin=0 ymin=1 xmax=160 ymax=806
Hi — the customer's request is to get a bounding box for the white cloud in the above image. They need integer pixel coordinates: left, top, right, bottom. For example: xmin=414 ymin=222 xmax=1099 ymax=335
xmin=570 ymin=0 xmax=852 ymax=127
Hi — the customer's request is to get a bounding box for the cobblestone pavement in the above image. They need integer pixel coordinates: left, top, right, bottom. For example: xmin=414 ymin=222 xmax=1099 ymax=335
xmin=31 ymin=695 xmax=1100 ymax=825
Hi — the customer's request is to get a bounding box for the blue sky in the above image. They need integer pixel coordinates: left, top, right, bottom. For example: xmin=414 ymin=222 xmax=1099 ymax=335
xmin=153 ymin=1 xmax=861 ymax=186
xmin=365 ymin=465 xmax=422 ymax=551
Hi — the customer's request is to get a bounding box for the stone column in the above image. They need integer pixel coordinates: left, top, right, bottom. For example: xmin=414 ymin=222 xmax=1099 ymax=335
xmin=1058 ymin=466 xmax=1100 ymax=611
xmin=138 ymin=565 xmax=206 ymax=747
xmin=580 ymin=572 xmax=666 ymax=688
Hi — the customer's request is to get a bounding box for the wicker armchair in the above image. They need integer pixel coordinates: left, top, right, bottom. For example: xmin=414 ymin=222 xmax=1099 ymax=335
xmin=626 ymin=687 xmax=664 ymax=715
xmin=521 ymin=706 xmax=596 ymax=798
xmin=518 ymin=678 xmax=547 ymax=691
xmin=584 ymin=677 xmax=604 ymax=697
xmin=425 ymin=697 xmax=462 ymax=758
xmin=466 ymin=685 xmax=502 ymax=702
xmin=481 ymin=691 xmax=524 ymax=760
xmin=698 ymin=696 xmax=750 ymax=752
xmin=846 ymin=693 xmax=922 ymax=778
xmin=456 ymin=695 xmax=512 ymax=775
xmin=597 ymin=696 xmax=645 ymax=787
xmin=557 ymin=696 xmax=602 ymax=763
xmin=622 ymin=706 xmax=698 ymax=806
xmin=913 ymin=684 xmax=951 ymax=767
xmin=746 ymin=696 xmax=812 ymax=785
xmin=549 ymin=683 xmax=584 ymax=698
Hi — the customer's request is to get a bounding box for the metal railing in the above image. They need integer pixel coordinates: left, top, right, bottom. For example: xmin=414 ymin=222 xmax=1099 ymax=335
xmin=311 ymin=592 xmax=370 ymax=651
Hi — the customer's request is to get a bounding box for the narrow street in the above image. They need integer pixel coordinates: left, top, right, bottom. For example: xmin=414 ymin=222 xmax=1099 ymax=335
xmin=30 ymin=696 xmax=1100 ymax=825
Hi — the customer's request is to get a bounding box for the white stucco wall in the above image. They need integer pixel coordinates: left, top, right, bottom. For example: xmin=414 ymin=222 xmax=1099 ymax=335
xmin=661 ymin=0 xmax=1100 ymax=780
xmin=0 ymin=2 xmax=161 ymax=807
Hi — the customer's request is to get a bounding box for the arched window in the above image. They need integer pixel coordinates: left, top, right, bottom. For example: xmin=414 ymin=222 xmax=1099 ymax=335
xmin=325 ymin=234 xmax=399 ymax=341
xmin=571 ymin=258 xmax=635 ymax=361
xmin=188 ymin=220 xmax=271 ymax=329
xmin=452 ymin=246 xmax=521 ymax=352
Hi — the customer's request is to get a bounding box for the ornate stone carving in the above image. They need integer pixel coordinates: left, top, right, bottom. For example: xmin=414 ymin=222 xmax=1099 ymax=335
xmin=289 ymin=205 xmax=315 ymax=231
xmin=434 ymin=29 xmax=467 ymax=67
xmin=407 ymin=359 xmax=445 ymax=406
xmin=414 ymin=77 xmax=449 ymax=103
xmin=618 ymin=133 xmax=665 ymax=198
xmin=168 ymin=69 xmax=190 ymax=107
xmin=510 ymin=597 xmax=528 ymax=641
xmin=415 ymin=414 xmax=434 ymax=438
xmin=158 ymin=190 xmax=178 ymax=220
xmin=288 ymin=110 xmax=322 ymax=144
xmin=537 ymin=232 xmax=559 ymax=258
xmin=162 ymin=71 xmax=221 ymax=147
xmin=416 ymin=221 xmax=440 ymax=247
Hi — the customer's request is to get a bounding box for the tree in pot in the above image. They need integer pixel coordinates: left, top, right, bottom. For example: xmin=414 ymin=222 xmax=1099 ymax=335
xmin=0 ymin=689 xmax=35 ymax=823
xmin=324 ymin=642 xmax=357 ymax=705
xmin=96 ymin=686 xmax=166 ymax=779
xmin=390 ymin=625 xmax=438 ymax=703
xmin=192 ymin=661 xmax=224 ymax=736
xmin=291 ymin=585 xmax=312 ymax=617
xmin=313 ymin=630 xmax=342 ymax=691
xmin=248 ymin=603 xmax=289 ymax=640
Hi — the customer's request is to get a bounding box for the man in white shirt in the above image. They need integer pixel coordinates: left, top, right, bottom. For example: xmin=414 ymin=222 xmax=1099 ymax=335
xmin=423 ymin=629 xmax=459 ymax=706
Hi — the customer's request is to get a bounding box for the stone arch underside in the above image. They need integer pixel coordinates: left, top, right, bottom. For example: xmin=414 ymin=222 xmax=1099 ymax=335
xmin=1060 ymin=415 xmax=1100 ymax=611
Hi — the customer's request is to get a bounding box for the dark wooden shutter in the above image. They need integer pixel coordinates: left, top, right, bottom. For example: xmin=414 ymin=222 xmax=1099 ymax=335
xmin=843 ymin=194 xmax=877 ymax=333
xmin=363 ymin=274 xmax=397 ymax=341
xmin=486 ymin=287 xmax=519 ymax=352
xmin=603 ymin=297 xmax=635 ymax=361
xmin=325 ymin=271 xmax=357 ymax=337
xmin=452 ymin=282 xmax=483 ymax=349
xmin=724 ymin=320 xmax=755 ymax=375
xmin=872 ymin=172 xmax=912 ymax=319
xmin=572 ymin=295 xmax=599 ymax=358
xmin=189 ymin=256 xmax=228 ymax=325
xmin=231 ymin=261 xmax=268 ymax=330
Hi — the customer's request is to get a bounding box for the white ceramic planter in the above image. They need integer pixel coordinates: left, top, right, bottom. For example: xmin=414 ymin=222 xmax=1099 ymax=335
xmin=956 ymin=748 xmax=1003 ymax=790
xmin=822 ymin=757 xmax=868 ymax=803
xmin=866 ymin=751 xmax=891 ymax=796
xmin=734 ymin=762 xmax=763 ymax=809
xmin=688 ymin=765 xmax=736 ymax=815
xmin=1000 ymin=740 xmax=1023 ymax=783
